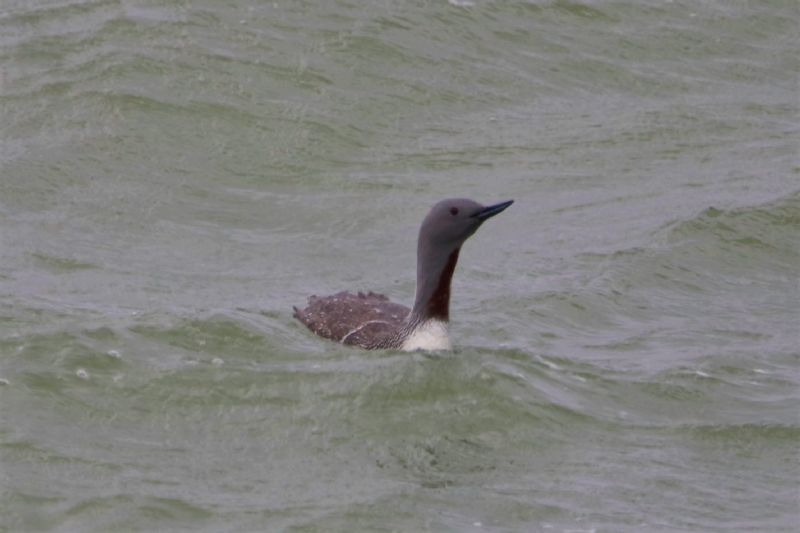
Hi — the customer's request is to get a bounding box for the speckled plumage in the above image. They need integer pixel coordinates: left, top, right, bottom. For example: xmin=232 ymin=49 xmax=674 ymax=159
xmin=293 ymin=291 xmax=410 ymax=349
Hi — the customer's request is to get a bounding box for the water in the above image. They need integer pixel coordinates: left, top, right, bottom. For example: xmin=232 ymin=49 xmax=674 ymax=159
xmin=1 ymin=0 xmax=798 ymax=531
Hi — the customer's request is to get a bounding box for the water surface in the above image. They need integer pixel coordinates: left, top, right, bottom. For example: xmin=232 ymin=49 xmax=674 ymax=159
xmin=1 ymin=1 xmax=798 ymax=531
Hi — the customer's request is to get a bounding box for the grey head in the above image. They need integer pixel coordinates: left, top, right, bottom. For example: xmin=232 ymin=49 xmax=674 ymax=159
xmin=410 ymin=198 xmax=514 ymax=322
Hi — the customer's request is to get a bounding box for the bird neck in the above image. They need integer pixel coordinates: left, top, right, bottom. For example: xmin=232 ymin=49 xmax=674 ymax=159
xmin=410 ymin=246 xmax=460 ymax=323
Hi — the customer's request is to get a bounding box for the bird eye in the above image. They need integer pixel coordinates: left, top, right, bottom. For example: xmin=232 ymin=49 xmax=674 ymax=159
xmin=450 ymin=207 xmax=459 ymax=216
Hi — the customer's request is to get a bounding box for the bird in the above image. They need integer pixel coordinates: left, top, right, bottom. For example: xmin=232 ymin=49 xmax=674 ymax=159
xmin=293 ymin=198 xmax=513 ymax=351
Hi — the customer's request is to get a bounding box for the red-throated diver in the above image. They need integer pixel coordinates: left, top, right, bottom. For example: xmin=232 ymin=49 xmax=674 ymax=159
xmin=293 ymin=198 xmax=513 ymax=350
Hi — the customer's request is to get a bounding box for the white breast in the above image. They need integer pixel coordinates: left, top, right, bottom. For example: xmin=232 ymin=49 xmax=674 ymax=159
xmin=400 ymin=320 xmax=452 ymax=352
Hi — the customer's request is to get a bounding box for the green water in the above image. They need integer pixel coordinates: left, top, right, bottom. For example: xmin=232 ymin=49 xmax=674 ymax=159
xmin=1 ymin=1 xmax=798 ymax=531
